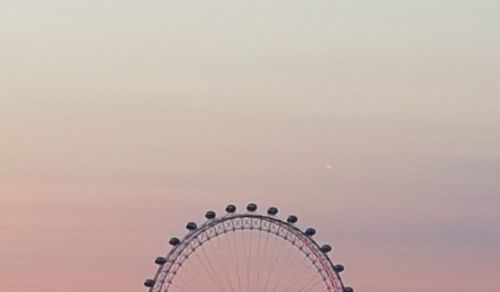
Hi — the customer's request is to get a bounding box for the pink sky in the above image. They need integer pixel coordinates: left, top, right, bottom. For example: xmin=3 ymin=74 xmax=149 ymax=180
xmin=1 ymin=1 xmax=500 ymax=291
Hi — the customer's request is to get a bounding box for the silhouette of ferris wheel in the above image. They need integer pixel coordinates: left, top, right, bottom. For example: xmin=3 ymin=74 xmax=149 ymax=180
xmin=144 ymin=203 xmax=354 ymax=292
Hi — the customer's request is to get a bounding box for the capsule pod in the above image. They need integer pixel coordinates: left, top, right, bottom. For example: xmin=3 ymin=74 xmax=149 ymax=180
xmin=186 ymin=222 xmax=197 ymax=231
xmin=225 ymin=204 xmax=237 ymax=213
xmin=246 ymin=203 xmax=257 ymax=212
xmin=344 ymin=287 xmax=354 ymax=292
xmin=144 ymin=279 xmax=155 ymax=287
xmin=169 ymin=237 xmax=180 ymax=246
xmin=334 ymin=264 xmax=345 ymax=273
xmin=154 ymin=257 xmax=166 ymax=265
xmin=267 ymin=207 xmax=278 ymax=215
xmin=305 ymin=228 xmax=316 ymax=236
xmin=205 ymin=211 xmax=216 ymax=219
xmin=320 ymin=244 xmax=332 ymax=253
xmin=287 ymin=215 xmax=298 ymax=224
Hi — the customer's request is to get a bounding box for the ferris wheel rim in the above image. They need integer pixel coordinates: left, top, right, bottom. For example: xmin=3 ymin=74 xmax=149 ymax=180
xmin=145 ymin=205 xmax=353 ymax=292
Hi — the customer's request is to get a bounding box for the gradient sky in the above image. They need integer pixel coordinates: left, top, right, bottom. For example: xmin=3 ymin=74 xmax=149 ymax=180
xmin=1 ymin=1 xmax=500 ymax=291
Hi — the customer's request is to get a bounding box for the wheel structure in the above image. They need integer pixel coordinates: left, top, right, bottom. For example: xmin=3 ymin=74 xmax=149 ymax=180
xmin=144 ymin=203 xmax=354 ymax=292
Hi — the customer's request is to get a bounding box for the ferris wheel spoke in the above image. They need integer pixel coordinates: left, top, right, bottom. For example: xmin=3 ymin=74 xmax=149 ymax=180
xmin=247 ymin=229 xmax=257 ymax=290
xmin=233 ymin=231 xmax=244 ymax=291
xmin=253 ymin=224 xmax=263 ymax=290
xmin=187 ymin=245 xmax=219 ymax=292
xmin=244 ymin=230 xmax=252 ymax=289
xmin=279 ymin=240 xmax=311 ymax=292
xmin=170 ymin=267 xmax=199 ymax=292
xmin=269 ymin=241 xmax=288 ymax=292
xmin=226 ymin=229 xmax=242 ymax=291
xmin=270 ymin=240 xmax=295 ymax=292
xmin=197 ymin=242 xmax=226 ymax=291
xmin=221 ymin=229 xmax=240 ymax=291
xmin=256 ymin=223 xmax=272 ymax=291
xmin=266 ymin=226 xmax=290 ymax=292
xmin=261 ymin=225 xmax=282 ymax=292
xmin=297 ymin=273 xmax=325 ymax=292
xmin=178 ymin=256 xmax=212 ymax=292
xmin=284 ymin=246 xmax=308 ymax=292
xmin=168 ymin=282 xmax=187 ymax=292
xmin=213 ymin=236 xmax=237 ymax=292
xmin=250 ymin=230 xmax=258 ymax=289
xmin=284 ymin=249 xmax=318 ymax=291
xmin=195 ymin=245 xmax=222 ymax=287
xmin=241 ymin=229 xmax=249 ymax=289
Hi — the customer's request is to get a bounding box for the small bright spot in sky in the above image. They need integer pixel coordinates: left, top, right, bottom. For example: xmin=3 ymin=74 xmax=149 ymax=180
xmin=326 ymin=164 xmax=332 ymax=169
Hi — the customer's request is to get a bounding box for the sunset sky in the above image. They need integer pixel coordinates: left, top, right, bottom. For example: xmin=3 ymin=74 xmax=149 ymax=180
xmin=1 ymin=1 xmax=499 ymax=292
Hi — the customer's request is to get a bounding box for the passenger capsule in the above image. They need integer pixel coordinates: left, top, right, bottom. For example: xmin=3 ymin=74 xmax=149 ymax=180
xmin=205 ymin=211 xmax=216 ymax=219
xmin=154 ymin=257 xmax=166 ymax=265
xmin=267 ymin=207 xmax=279 ymax=216
xmin=144 ymin=279 xmax=155 ymax=287
xmin=225 ymin=204 xmax=237 ymax=213
xmin=344 ymin=287 xmax=354 ymax=292
xmin=169 ymin=237 xmax=180 ymax=246
xmin=287 ymin=215 xmax=298 ymax=224
xmin=320 ymin=244 xmax=332 ymax=253
xmin=246 ymin=203 xmax=257 ymax=212
xmin=305 ymin=228 xmax=316 ymax=236
xmin=186 ymin=222 xmax=197 ymax=231
xmin=334 ymin=264 xmax=345 ymax=273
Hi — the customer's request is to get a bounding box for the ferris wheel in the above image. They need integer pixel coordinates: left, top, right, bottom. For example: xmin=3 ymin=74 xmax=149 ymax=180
xmin=144 ymin=203 xmax=354 ymax=292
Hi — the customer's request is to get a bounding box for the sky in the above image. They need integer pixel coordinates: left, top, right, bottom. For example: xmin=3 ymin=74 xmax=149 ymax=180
xmin=1 ymin=1 xmax=500 ymax=291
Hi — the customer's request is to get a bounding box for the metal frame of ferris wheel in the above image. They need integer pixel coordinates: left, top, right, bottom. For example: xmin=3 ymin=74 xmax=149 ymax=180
xmin=144 ymin=203 xmax=354 ymax=292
